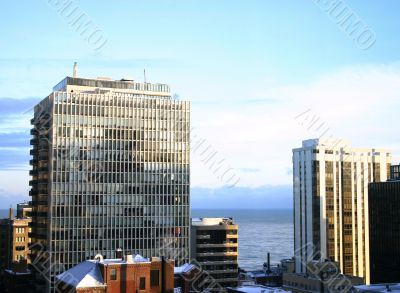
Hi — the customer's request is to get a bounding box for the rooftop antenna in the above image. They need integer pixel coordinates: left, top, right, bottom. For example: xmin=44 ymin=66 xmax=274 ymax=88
xmin=143 ymin=69 xmax=147 ymax=84
xmin=73 ymin=62 xmax=77 ymax=78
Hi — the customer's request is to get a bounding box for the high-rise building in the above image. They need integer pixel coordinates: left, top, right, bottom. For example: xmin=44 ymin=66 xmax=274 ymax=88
xmin=29 ymin=72 xmax=190 ymax=292
xmin=368 ymin=173 xmax=400 ymax=284
xmin=190 ymin=217 xmax=239 ymax=290
xmin=292 ymin=139 xmax=391 ymax=284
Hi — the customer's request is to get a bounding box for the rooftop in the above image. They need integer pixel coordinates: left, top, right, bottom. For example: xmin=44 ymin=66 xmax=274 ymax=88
xmin=53 ymin=76 xmax=170 ymax=95
xmin=227 ymin=285 xmax=286 ymax=293
xmin=56 ymin=254 xmax=150 ymax=289
xmin=192 ymin=217 xmax=236 ymax=226
xmin=353 ymin=283 xmax=400 ymax=292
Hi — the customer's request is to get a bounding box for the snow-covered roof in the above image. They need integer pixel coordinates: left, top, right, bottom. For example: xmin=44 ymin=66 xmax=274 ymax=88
xmin=56 ymin=261 xmax=105 ymax=289
xmin=227 ymin=285 xmax=286 ymax=293
xmin=174 ymin=263 xmax=197 ymax=274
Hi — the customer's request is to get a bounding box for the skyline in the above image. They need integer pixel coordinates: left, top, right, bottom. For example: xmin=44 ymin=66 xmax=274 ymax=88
xmin=1 ymin=0 xmax=400 ymax=208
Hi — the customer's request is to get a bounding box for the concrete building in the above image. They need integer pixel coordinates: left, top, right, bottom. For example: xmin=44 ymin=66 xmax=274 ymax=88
xmin=0 ymin=207 xmax=32 ymax=270
xmin=55 ymin=254 xmax=174 ymax=293
xmin=368 ymin=174 xmax=400 ymax=283
xmin=293 ymin=139 xmax=391 ymax=284
xmin=29 ymin=70 xmax=190 ymax=292
xmin=282 ymin=260 xmax=364 ymax=293
xmin=191 ymin=218 xmax=239 ymax=290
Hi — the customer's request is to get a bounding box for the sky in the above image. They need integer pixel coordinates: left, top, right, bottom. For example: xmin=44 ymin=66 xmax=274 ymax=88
xmin=0 ymin=0 xmax=400 ymax=209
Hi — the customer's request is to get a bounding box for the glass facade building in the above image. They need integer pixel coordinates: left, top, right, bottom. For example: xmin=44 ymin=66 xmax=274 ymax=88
xmin=293 ymin=139 xmax=391 ymax=285
xmin=29 ymin=76 xmax=190 ymax=292
xmin=368 ymin=180 xmax=400 ymax=284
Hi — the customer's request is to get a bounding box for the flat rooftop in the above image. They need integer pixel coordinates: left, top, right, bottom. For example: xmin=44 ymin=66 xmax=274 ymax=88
xmin=53 ymin=76 xmax=171 ymax=95
xmin=192 ymin=217 xmax=236 ymax=226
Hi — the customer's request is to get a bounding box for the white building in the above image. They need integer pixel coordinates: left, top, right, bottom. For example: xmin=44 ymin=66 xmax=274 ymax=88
xmin=293 ymin=139 xmax=391 ymax=284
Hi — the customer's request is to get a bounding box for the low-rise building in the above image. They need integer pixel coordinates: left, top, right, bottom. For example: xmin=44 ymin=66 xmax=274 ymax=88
xmin=352 ymin=283 xmax=400 ymax=292
xmin=55 ymin=254 xmax=174 ymax=293
xmin=191 ymin=217 xmax=239 ymax=290
xmin=0 ymin=207 xmax=31 ymax=270
xmin=282 ymin=260 xmax=364 ymax=293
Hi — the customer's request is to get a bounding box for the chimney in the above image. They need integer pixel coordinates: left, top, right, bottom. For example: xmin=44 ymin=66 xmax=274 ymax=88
xmin=116 ymin=248 xmax=123 ymax=259
xmin=73 ymin=62 xmax=77 ymax=78
xmin=9 ymin=207 xmax=13 ymax=220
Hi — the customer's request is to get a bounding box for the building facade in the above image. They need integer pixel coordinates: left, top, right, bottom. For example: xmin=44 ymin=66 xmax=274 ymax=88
xmin=293 ymin=139 xmax=391 ymax=284
xmin=191 ymin=218 xmax=239 ymax=290
xmin=368 ymin=180 xmax=400 ymax=284
xmin=29 ymin=74 xmax=190 ymax=292
xmin=55 ymin=254 xmax=174 ymax=293
xmin=0 ymin=208 xmax=32 ymax=270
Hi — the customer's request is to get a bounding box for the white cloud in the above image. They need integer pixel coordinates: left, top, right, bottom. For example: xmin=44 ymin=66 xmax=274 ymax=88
xmin=191 ymin=63 xmax=400 ymax=188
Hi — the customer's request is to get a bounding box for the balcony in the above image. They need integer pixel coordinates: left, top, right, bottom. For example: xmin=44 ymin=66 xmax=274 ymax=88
xmin=38 ymin=166 xmax=48 ymax=172
xmin=38 ymin=153 xmax=49 ymax=160
xmin=197 ymin=251 xmax=238 ymax=257
xmin=226 ymin=234 xmax=238 ymax=239
xmin=30 ymin=138 xmax=38 ymax=145
xmin=29 ymin=170 xmax=38 ymax=176
xmin=31 ymin=200 xmax=47 ymax=206
xmin=196 ymin=235 xmax=211 ymax=239
xmin=30 ymin=128 xmax=38 ymax=135
xmin=197 ymin=243 xmax=238 ymax=248
xmin=37 ymin=178 xmax=48 ymax=184
xmin=198 ymin=260 xmax=238 ymax=266
xmin=29 ymin=190 xmax=38 ymax=196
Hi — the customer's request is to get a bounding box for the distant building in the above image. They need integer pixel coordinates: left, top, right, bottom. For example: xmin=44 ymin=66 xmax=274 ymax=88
xmin=282 ymin=260 xmax=364 ymax=293
xmin=368 ymin=178 xmax=400 ymax=283
xmin=55 ymin=253 xmax=174 ymax=293
xmin=29 ymin=72 xmax=190 ymax=292
xmin=16 ymin=202 xmax=32 ymax=219
xmin=0 ymin=207 xmax=31 ymax=270
xmin=191 ymin=218 xmax=239 ymax=290
xmin=293 ymin=139 xmax=391 ymax=284
xmin=390 ymin=164 xmax=400 ymax=180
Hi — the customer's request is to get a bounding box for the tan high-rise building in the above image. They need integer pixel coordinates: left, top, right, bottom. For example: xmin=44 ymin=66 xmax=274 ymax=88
xmin=191 ymin=218 xmax=239 ymax=290
xmin=293 ymin=139 xmax=391 ymax=284
xmin=29 ymin=71 xmax=190 ymax=292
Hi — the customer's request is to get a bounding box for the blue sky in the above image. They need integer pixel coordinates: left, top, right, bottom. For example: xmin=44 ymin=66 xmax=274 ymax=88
xmin=1 ymin=0 xmax=400 ymax=208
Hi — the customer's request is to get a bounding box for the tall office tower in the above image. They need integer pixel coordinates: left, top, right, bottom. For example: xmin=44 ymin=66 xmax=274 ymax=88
xmin=29 ymin=72 xmax=190 ymax=292
xmin=190 ymin=218 xmax=239 ymax=290
xmin=368 ymin=173 xmax=400 ymax=284
xmin=293 ymin=139 xmax=391 ymax=285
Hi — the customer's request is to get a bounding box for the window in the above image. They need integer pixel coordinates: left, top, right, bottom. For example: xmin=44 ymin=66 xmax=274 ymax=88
xmin=150 ymin=270 xmax=159 ymax=286
xmin=139 ymin=277 xmax=146 ymax=290
xmin=110 ymin=269 xmax=117 ymax=280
